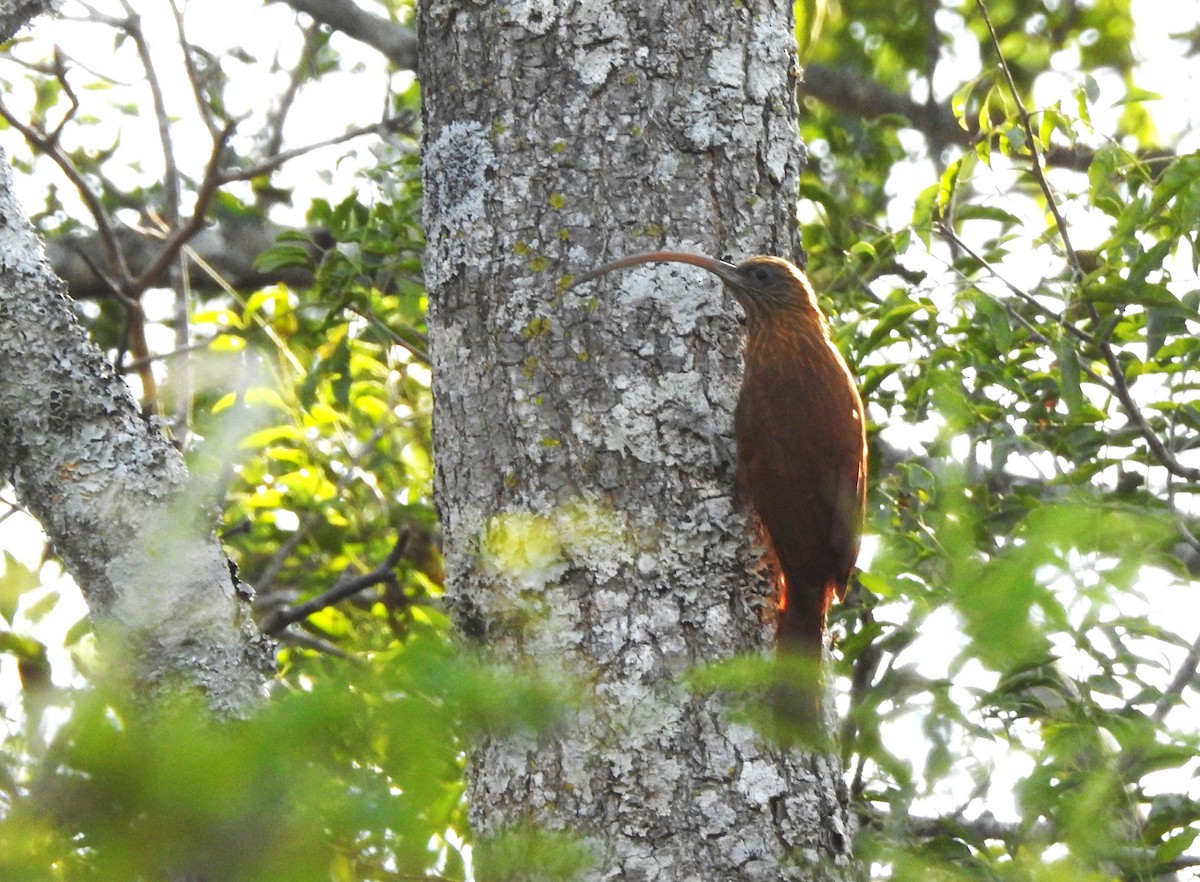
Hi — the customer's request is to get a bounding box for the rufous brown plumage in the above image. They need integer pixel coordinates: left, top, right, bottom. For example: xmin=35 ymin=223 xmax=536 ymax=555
xmin=572 ymin=251 xmax=867 ymax=662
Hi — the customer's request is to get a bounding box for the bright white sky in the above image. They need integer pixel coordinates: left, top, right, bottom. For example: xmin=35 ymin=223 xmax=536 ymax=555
xmin=1 ymin=0 xmax=1199 ymax=852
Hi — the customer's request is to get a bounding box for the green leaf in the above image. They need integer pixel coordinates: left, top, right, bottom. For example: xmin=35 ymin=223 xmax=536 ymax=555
xmin=0 ymin=552 xmax=38 ymax=624
xmin=1056 ymin=334 xmax=1083 ymax=417
xmin=255 ymin=243 xmax=313 ymax=273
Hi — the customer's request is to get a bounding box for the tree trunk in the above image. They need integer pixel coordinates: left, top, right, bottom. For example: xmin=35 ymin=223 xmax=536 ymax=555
xmin=420 ymin=2 xmax=857 ymax=879
xmin=0 ymin=154 xmax=273 ymax=714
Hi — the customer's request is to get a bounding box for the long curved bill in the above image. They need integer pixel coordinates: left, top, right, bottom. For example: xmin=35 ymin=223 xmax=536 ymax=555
xmin=570 ymin=250 xmax=739 ymax=289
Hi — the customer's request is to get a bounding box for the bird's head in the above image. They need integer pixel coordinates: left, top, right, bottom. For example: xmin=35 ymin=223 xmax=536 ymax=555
xmin=570 ymin=250 xmax=816 ymax=323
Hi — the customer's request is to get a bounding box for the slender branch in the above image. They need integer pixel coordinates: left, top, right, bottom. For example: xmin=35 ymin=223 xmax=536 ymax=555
xmin=1151 ymin=626 xmax=1200 ymax=724
xmin=935 ymin=224 xmax=1097 ymax=349
xmin=229 ymin=116 xmax=416 ymax=183
xmin=279 ymin=0 xmax=417 ymax=70
xmin=346 ymin=304 xmax=430 ymax=365
xmin=261 ymin=531 xmax=412 ymax=635
xmin=274 ymin=629 xmax=349 ymax=658
xmin=121 ymin=3 xmax=179 ymax=224
xmin=976 ymin=0 xmax=1080 ymax=275
xmin=0 ymin=96 xmax=131 ymax=286
xmin=975 ymin=0 xmax=1200 ymax=484
xmin=130 ymin=121 xmax=236 ymax=296
xmin=1092 ymin=333 xmax=1200 ymax=481
xmin=43 ymin=50 xmax=81 ymax=146
xmin=263 ymin=20 xmax=324 ymax=159
xmin=169 ymin=0 xmax=221 ymax=138
xmin=116 ymin=340 xmax=215 ymax=373
xmin=122 ymin=2 xmax=189 ymax=428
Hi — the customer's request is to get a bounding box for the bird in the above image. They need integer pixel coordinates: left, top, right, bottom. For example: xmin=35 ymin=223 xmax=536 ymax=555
xmin=571 ymin=251 xmax=867 ymax=717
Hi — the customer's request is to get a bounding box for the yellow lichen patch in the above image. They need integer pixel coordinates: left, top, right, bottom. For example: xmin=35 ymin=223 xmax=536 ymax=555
xmin=480 ymin=510 xmax=566 ymax=589
xmin=478 ymin=501 xmax=634 ymax=590
xmin=549 ymin=193 xmax=566 ymax=210
xmin=522 ymin=316 xmax=552 ymax=339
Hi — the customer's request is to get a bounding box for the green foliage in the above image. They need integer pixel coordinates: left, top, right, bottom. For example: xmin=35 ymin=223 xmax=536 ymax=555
xmin=1 ymin=1 xmax=1199 ymax=880
xmin=206 ymin=150 xmax=439 ymax=677
xmin=0 ymin=635 xmax=570 ymax=881
xmin=802 ymin=0 xmax=1200 ymax=878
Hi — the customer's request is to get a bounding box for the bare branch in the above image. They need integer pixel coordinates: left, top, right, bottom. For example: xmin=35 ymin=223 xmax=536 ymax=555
xmin=278 ymin=0 xmax=416 ymax=70
xmin=263 ymin=20 xmax=325 ymax=159
xmin=1152 ymin=626 xmax=1200 ymax=724
xmin=261 ymin=531 xmax=412 ymax=635
xmin=802 ymin=62 xmax=1176 ymax=176
xmin=129 ymin=120 xmax=236 ymax=296
xmin=0 ymin=96 xmax=132 ymax=287
xmin=976 ymin=0 xmax=1080 ymax=274
xmin=169 ymin=0 xmax=221 ymax=138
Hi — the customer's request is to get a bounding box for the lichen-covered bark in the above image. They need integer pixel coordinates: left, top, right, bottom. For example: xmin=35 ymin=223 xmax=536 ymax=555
xmin=0 ymin=0 xmax=52 ymax=43
xmin=420 ymin=2 xmax=857 ymax=879
xmin=0 ymin=155 xmax=272 ymax=714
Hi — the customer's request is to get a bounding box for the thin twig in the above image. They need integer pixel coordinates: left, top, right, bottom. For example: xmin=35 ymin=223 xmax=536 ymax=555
xmin=130 ymin=120 xmax=236 ymax=295
xmin=0 ymin=97 xmax=131 ymax=286
xmin=231 ymin=116 xmax=417 ymax=183
xmin=1151 ymin=626 xmax=1200 ymax=724
xmin=976 ymin=0 xmax=1080 ymax=274
xmin=261 ymin=531 xmax=412 ymax=635
xmin=168 ymin=0 xmax=221 ymax=138
xmin=1093 ymin=334 xmax=1200 ymax=480
xmin=935 ymin=223 xmax=1098 ymax=351
xmin=977 ymin=0 xmax=1200 ymax=483
xmin=116 ymin=340 xmax=215 ymax=373
xmin=122 ymin=2 xmax=189 ymax=429
xmin=274 ymin=630 xmax=350 ymax=658
xmin=263 ymin=20 xmax=325 ymax=159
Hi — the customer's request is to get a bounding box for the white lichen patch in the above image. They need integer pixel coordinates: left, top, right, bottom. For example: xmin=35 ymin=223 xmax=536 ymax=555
xmin=594 ymin=399 xmax=658 ymax=463
xmin=597 ymin=370 xmax=719 ymax=465
xmin=422 ymin=121 xmax=495 ymax=288
xmin=505 ymin=0 xmax=557 ymax=34
xmin=569 ymin=1 xmax=632 ymax=87
xmin=708 ymin=45 xmax=745 ymax=89
xmin=673 ymin=91 xmax=726 ymax=150
xmin=736 ymin=756 xmax=787 ymax=807
xmin=747 ymin=15 xmax=793 ymax=103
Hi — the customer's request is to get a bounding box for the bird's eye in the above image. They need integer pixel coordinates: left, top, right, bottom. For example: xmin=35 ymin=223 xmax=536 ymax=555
xmin=753 ymin=267 xmax=770 ymax=283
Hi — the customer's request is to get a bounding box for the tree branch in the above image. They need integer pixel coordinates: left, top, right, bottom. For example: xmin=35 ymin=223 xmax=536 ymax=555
xmin=802 ymin=62 xmax=1175 ymax=175
xmin=0 ymin=0 xmax=52 ymax=43
xmin=261 ymin=531 xmax=412 ymax=635
xmin=277 ymin=0 xmax=416 ymax=70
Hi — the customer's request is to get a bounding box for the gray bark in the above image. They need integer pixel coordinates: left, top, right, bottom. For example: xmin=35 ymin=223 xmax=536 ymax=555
xmin=420 ymin=2 xmax=857 ymax=879
xmin=0 ymin=0 xmax=52 ymax=43
xmin=0 ymin=154 xmax=273 ymax=714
